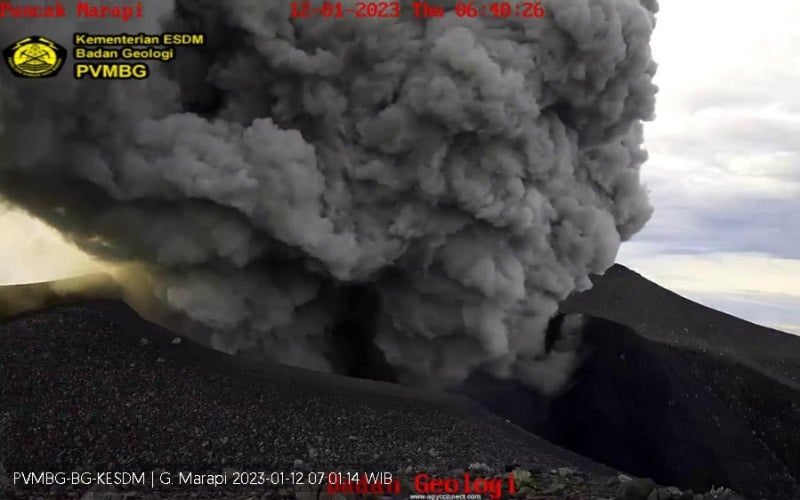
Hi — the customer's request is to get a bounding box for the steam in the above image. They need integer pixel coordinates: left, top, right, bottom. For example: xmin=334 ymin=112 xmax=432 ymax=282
xmin=0 ymin=0 xmax=657 ymax=394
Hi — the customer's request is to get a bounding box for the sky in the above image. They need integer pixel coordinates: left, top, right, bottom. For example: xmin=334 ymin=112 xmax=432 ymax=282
xmin=616 ymin=0 xmax=800 ymax=334
xmin=1 ymin=0 xmax=798 ymax=334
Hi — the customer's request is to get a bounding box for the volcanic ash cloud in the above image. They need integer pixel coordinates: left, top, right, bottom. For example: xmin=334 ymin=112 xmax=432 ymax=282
xmin=0 ymin=0 xmax=658 ymax=393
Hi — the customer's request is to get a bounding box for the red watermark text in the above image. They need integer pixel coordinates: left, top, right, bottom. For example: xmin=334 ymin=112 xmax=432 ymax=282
xmin=326 ymin=472 xmax=518 ymax=499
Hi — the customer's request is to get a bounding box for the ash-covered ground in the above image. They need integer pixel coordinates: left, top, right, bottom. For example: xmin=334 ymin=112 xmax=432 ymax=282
xmin=2 ymin=267 xmax=790 ymax=500
xmin=0 ymin=299 xmax=745 ymax=500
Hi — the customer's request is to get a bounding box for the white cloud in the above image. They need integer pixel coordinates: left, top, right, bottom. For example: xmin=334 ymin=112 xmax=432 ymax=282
xmin=618 ymin=249 xmax=800 ymax=334
xmin=618 ymin=0 xmax=800 ymax=334
xmin=618 ymin=249 xmax=800 ymax=296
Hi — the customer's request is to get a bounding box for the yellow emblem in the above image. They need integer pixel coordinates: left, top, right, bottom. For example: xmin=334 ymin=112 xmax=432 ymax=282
xmin=4 ymin=36 xmax=67 ymax=78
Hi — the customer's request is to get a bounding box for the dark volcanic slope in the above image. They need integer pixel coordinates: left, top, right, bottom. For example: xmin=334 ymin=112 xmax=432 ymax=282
xmin=561 ymin=264 xmax=800 ymax=386
xmin=0 ymin=274 xmax=119 ymax=317
xmin=0 ymin=300 xmax=619 ymax=498
xmin=542 ymin=316 xmax=800 ymax=500
xmin=546 ymin=265 xmax=800 ymax=499
xmin=456 ymin=265 xmax=800 ymax=500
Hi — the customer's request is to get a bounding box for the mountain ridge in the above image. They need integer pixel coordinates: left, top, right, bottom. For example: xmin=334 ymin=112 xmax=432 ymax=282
xmin=2 ymin=265 xmax=799 ymax=498
xmin=562 ymin=264 xmax=800 ymax=387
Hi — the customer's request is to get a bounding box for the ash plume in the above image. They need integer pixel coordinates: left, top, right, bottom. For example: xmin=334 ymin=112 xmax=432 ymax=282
xmin=0 ymin=0 xmax=658 ymax=394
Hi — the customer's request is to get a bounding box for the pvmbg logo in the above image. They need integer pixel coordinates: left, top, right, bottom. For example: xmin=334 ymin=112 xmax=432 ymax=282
xmin=3 ymin=36 xmax=67 ymax=78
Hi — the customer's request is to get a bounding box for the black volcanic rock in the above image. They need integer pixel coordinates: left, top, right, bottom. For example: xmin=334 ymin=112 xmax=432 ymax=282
xmin=545 ymin=316 xmax=800 ymax=498
xmin=0 ymin=299 xmax=622 ymax=499
xmin=460 ymin=264 xmax=800 ymax=500
xmin=3 ymin=265 xmax=797 ymax=499
xmin=561 ymin=265 xmax=800 ymax=385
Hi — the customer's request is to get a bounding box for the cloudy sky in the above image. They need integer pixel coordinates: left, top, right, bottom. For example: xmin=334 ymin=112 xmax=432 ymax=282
xmin=1 ymin=0 xmax=798 ymax=334
xmin=617 ymin=0 xmax=800 ymax=334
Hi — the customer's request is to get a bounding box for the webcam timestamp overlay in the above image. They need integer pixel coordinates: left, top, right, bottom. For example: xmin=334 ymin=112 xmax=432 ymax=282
xmin=291 ymin=1 xmax=545 ymax=19
xmin=292 ymin=1 xmax=401 ymax=18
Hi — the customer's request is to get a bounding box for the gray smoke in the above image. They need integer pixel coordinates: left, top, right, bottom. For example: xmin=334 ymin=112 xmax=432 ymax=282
xmin=0 ymin=0 xmax=657 ymax=394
